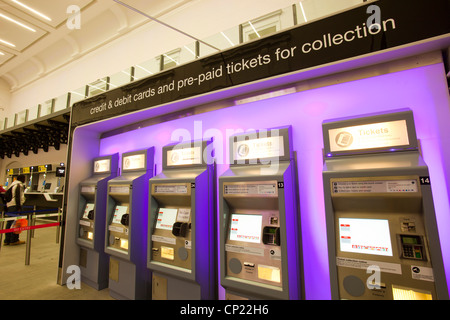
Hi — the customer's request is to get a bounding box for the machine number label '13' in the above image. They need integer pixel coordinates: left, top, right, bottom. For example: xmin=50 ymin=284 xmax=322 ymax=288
xmin=277 ymin=182 xmax=284 ymax=188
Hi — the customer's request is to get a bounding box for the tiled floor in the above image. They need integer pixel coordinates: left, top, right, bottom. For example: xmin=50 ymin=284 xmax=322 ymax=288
xmin=0 ymin=219 xmax=113 ymax=300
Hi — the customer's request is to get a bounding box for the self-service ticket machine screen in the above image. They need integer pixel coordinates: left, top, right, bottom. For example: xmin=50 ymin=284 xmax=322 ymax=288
xmin=77 ymin=154 xmax=118 ymax=290
xmin=219 ymin=126 xmax=301 ymax=300
xmin=322 ymin=110 xmax=448 ymax=300
xmin=105 ymin=148 xmax=154 ymax=300
xmin=148 ymin=140 xmax=216 ymax=300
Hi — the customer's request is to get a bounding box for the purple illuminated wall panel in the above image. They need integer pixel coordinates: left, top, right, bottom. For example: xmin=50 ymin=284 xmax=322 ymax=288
xmin=99 ymin=63 xmax=450 ymax=299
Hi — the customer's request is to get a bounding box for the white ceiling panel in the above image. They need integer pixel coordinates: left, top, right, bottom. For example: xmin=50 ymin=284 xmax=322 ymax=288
xmin=0 ymin=8 xmax=47 ymax=51
xmin=69 ymin=9 xmax=121 ymax=53
xmin=0 ymin=49 xmax=13 ymax=65
xmin=7 ymin=58 xmax=39 ymax=84
xmin=34 ymin=38 xmax=76 ymax=73
xmin=4 ymin=0 xmax=94 ymax=28
xmin=0 ymin=0 xmax=115 ymax=89
xmin=0 ymin=0 xmax=196 ymax=91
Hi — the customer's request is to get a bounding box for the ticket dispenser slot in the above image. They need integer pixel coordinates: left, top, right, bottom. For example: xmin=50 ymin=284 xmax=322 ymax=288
xmin=172 ymin=221 xmax=189 ymax=237
xmin=77 ymin=154 xmax=118 ymax=290
xmin=322 ymin=110 xmax=448 ymax=300
xmin=148 ymin=140 xmax=216 ymax=300
xmin=219 ymin=126 xmax=301 ymax=300
xmin=105 ymin=148 xmax=154 ymax=300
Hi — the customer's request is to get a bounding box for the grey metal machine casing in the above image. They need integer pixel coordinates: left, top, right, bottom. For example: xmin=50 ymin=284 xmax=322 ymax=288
xmin=219 ymin=126 xmax=302 ymax=300
xmin=105 ymin=148 xmax=154 ymax=300
xmin=148 ymin=140 xmax=216 ymax=300
xmin=322 ymin=109 xmax=448 ymax=300
xmin=77 ymin=154 xmax=119 ymax=290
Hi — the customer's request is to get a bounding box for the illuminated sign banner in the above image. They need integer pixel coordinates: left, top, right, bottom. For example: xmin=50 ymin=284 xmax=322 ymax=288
xmin=94 ymin=159 xmax=111 ymax=173
xmin=70 ymin=0 xmax=450 ymax=127
xmin=166 ymin=146 xmax=202 ymax=166
xmin=123 ymin=154 xmax=145 ymax=170
xmin=233 ymin=136 xmax=284 ymax=162
xmin=328 ymin=120 xmax=410 ymax=153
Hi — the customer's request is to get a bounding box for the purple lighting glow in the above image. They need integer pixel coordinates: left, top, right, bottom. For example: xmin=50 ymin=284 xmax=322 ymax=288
xmin=99 ymin=63 xmax=450 ymax=299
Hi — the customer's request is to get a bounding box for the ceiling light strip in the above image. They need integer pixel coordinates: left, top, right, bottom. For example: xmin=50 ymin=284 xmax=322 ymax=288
xmin=221 ymin=32 xmax=235 ymax=46
xmin=112 ymin=0 xmax=220 ymax=52
xmin=299 ymin=1 xmax=308 ymax=22
xmin=248 ymin=21 xmax=260 ymax=38
xmin=11 ymin=0 xmax=51 ymax=21
xmin=184 ymin=45 xmax=196 ymax=57
xmin=163 ymin=54 xmax=179 ymax=65
xmin=70 ymin=91 xmax=85 ymax=98
xmin=135 ymin=65 xmax=154 ymax=75
xmin=0 ymin=38 xmax=15 ymax=47
xmin=0 ymin=12 xmax=36 ymax=32
xmin=122 ymin=70 xmax=135 ymax=81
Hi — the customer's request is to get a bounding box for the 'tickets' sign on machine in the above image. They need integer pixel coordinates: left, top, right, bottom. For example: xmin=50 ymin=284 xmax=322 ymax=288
xmin=328 ymin=120 xmax=410 ymax=154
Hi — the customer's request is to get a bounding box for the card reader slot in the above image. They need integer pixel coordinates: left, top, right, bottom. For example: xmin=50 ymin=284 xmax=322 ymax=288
xmin=172 ymin=222 xmax=189 ymax=237
xmin=121 ymin=213 xmax=129 ymax=226
xmin=262 ymin=226 xmax=280 ymax=246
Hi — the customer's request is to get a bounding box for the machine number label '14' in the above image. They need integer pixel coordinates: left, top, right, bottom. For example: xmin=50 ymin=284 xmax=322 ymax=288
xmin=419 ymin=177 xmax=430 ymax=185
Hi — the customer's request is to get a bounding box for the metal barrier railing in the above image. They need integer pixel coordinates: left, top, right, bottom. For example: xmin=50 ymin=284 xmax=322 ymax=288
xmin=0 ymin=205 xmax=61 ymax=265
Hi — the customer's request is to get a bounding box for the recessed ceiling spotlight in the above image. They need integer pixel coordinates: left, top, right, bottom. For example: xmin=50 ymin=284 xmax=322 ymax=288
xmin=11 ymin=0 xmax=52 ymax=22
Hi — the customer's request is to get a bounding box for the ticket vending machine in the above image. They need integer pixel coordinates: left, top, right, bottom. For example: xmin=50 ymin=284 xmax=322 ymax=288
xmin=105 ymin=148 xmax=154 ymax=300
xmin=219 ymin=126 xmax=301 ymax=300
xmin=148 ymin=140 xmax=216 ymax=300
xmin=322 ymin=109 xmax=448 ymax=300
xmin=77 ymin=154 xmax=119 ymax=290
